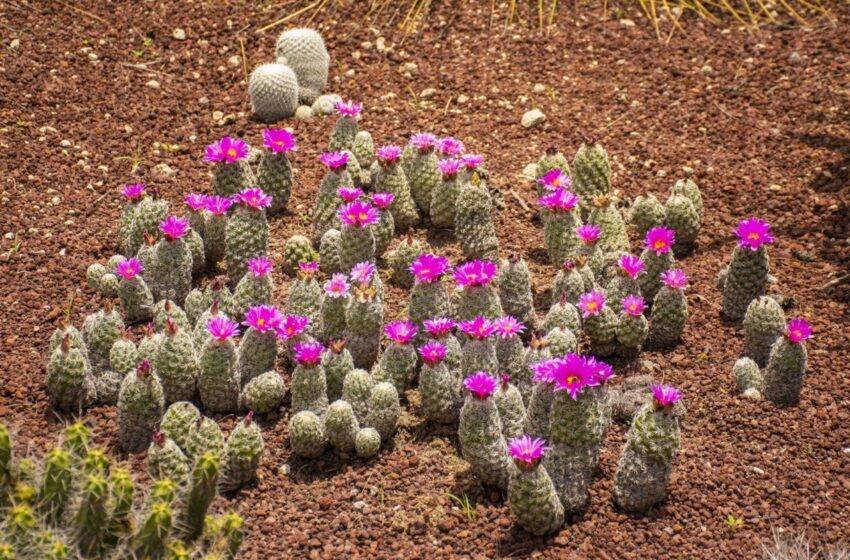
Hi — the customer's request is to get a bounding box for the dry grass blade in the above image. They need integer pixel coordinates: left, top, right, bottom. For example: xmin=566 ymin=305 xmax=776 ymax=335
xmin=256 ymin=0 xmax=320 ymax=33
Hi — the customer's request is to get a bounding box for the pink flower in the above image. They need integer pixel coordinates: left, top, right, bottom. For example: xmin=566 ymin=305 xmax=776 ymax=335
xmin=335 ymin=99 xmax=363 ymax=117
xmin=337 ymin=186 xmax=364 ymax=202
xmin=576 ymin=224 xmax=601 ymax=244
xmin=371 ymin=192 xmax=395 ymax=209
xmin=437 ymin=137 xmax=465 ymax=156
xmin=550 ymin=354 xmax=598 ymax=400
xmin=350 ymin=262 xmax=377 ymax=285
xmin=419 ymin=341 xmax=447 ymax=365
xmin=205 ymin=137 xmax=249 ymax=164
xmin=461 ymin=154 xmax=484 ymax=170
xmin=587 ymin=357 xmax=615 ymax=384
xmin=275 ymin=315 xmax=310 ymax=340
xmin=660 ymin=269 xmax=688 ymax=289
xmin=463 ymin=372 xmax=497 ymax=399
xmin=620 ymin=295 xmax=645 ymax=316
xmin=530 ymin=359 xmax=557 ymax=384
xmin=207 ymin=316 xmax=239 ymax=341
xmin=324 ymin=274 xmax=350 ymax=298
xmin=247 ymin=256 xmax=273 ymax=277
xmin=263 ymin=129 xmax=297 ymax=153
xmin=298 ymin=261 xmax=319 ymax=273
xmin=115 ymin=258 xmax=143 ymax=280
xmin=410 ymin=133 xmax=437 ymax=150
xmin=538 ymin=189 xmax=579 ymax=213
xmin=205 ymin=195 xmax=233 ymax=215
xmin=577 ymin=291 xmax=606 ymax=318
xmin=437 ymin=158 xmax=463 ymax=178
xmin=376 ymin=145 xmax=402 ymax=164
xmin=121 ymin=183 xmax=146 ymax=199
xmin=292 ymin=341 xmax=325 ymax=365
xmin=243 ymin=305 xmax=282 ymax=332
xmin=494 ymin=316 xmax=525 ymax=338
xmin=734 ymin=218 xmax=775 ymax=251
xmin=320 ymin=151 xmax=350 ymax=170
xmin=159 ymin=216 xmax=189 ymax=240
xmin=184 ymin=193 xmax=208 ymax=212
xmin=644 ymin=227 xmax=676 ymax=255
xmin=618 ymin=254 xmax=644 ymax=278
xmin=338 ymin=201 xmax=380 ymax=228
xmin=385 ymin=321 xmax=418 ymax=344
xmin=423 ymin=317 xmax=455 ymax=337
xmin=786 ymin=318 xmax=812 ymax=343
xmin=508 ymin=435 xmax=550 ymax=467
xmin=536 ymin=170 xmax=570 ymax=192
xmin=409 ymin=254 xmax=450 ymax=284
xmin=651 ymin=384 xmax=682 ymax=407
xmin=453 ymin=260 xmax=497 ymax=288
xmin=233 ymin=188 xmax=272 ymax=210
xmin=458 ymin=316 xmax=496 ymax=340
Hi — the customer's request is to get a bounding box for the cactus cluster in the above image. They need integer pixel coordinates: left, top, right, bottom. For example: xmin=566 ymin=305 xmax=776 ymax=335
xmin=627 ymin=178 xmax=703 ymax=257
xmin=0 ymin=422 xmax=243 ymax=559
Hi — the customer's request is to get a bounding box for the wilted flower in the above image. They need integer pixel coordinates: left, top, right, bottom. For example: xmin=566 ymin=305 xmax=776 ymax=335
xmin=207 ymin=316 xmax=239 ymax=341
xmin=247 ymin=256 xmax=273 ymax=277
xmin=660 ymin=269 xmax=689 ymax=289
xmin=785 ymin=318 xmax=812 ymax=343
xmin=121 ymin=183 xmax=146 ymax=199
xmin=651 ymin=384 xmax=682 ymax=407
xmin=320 ymin=151 xmax=349 ymax=170
xmin=233 ymin=188 xmax=273 ymax=209
xmin=620 ymin=295 xmax=645 ymax=316
xmin=159 ymin=216 xmax=189 ymax=240
xmin=263 ymin=129 xmax=297 ymax=153
xmin=577 ymin=291 xmax=606 ymax=318
xmin=410 ymin=253 xmax=450 ymax=283
xmin=453 ymin=260 xmax=498 ymax=288
xmin=508 ymin=435 xmax=551 ymax=467
xmin=114 ymin=258 xmax=143 ymax=280
xmin=463 ymin=372 xmax=497 ymax=399
xmin=205 ymin=136 xmax=249 ymax=164
xmin=384 ymin=321 xmax=418 ymax=344
xmin=734 ymin=218 xmax=775 ymax=251
xmin=644 ymin=227 xmax=676 ymax=255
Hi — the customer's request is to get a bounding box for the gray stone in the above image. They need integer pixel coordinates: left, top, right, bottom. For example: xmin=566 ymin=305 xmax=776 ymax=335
xmin=521 ymin=109 xmax=546 ymax=129
xmin=154 ymin=163 xmax=176 ymax=177
xmin=172 ymin=28 xmax=186 ymax=41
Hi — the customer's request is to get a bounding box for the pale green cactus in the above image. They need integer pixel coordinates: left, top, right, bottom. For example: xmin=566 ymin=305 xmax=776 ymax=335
xmin=248 ymin=63 xmax=299 ymax=122
xmin=289 ymin=411 xmax=327 ymax=458
xmin=117 ymin=361 xmax=164 ymax=452
xmin=743 ymin=296 xmax=786 ymax=367
xmin=221 ymin=413 xmax=264 ymax=491
xmin=239 ymin=371 xmax=285 ymax=414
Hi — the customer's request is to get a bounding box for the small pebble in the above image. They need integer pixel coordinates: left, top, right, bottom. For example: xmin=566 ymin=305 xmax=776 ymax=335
xmin=145 ymin=79 xmax=161 ymax=89
xmin=521 ymin=108 xmax=546 ymax=129
xmin=172 ymin=28 xmax=186 ymax=41
xmin=420 ymin=88 xmax=436 ymax=99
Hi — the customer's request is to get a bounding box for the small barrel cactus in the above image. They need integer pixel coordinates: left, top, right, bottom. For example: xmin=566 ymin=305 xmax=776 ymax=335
xmin=535 ymin=148 xmax=571 ymax=190
xmin=342 ymin=368 xmax=375 ymax=425
xmin=337 ymin=200 xmax=379 ymax=271
xmin=365 ymin=381 xmax=400 ymax=442
xmin=283 ymin=234 xmax=318 ymax=276
xmin=118 ymin=183 xmax=147 ymax=255
xmin=128 ymin=193 xmax=169 ymax=257
xmin=373 ymin=321 xmax=418 ymax=395
xmin=257 ymin=129 xmax=296 ymax=214
xmin=612 ymin=385 xmax=683 ymax=513
xmin=647 ymin=269 xmax=689 ymax=349
xmin=664 ymin=191 xmax=700 ymax=257
xmin=418 ymin=342 xmax=461 ymax=424
xmin=572 ymin=142 xmax=611 ymax=216
xmin=372 ymin=145 xmax=420 ymax=230
xmin=230 ymin=255 xmax=275 ymax=322
xmin=344 ymin=285 xmax=384 ymax=369
xmin=274 ymin=28 xmax=329 ymax=104
xmin=408 ymin=254 xmax=453 ymax=345
xmin=743 ymin=296 xmax=786 ymax=367
xmin=82 ymin=302 xmax=123 ymax=375
xmin=198 ymin=317 xmax=240 ymax=414
xmin=354 ymin=427 xmax=382 ymax=459
xmin=672 ymin=178 xmax=704 ymax=218
xmin=497 ymin=255 xmax=538 ymax=332
xmin=46 ymin=334 xmax=96 ymax=412
xmin=370 ymin=192 xmax=396 ymax=257
xmin=147 ymin=432 xmax=190 ymax=483
xmin=454 ymin=260 xmax=503 ymax=322
xmin=732 ymin=356 xmax=763 ymax=394
xmin=721 ymin=218 xmax=774 ymax=322
xmin=324 ymin=400 xmax=360 ymax=454
xmin=322 ymin=338 xmax=354 ymax=402
xmin=153 ymin=216 xmax=194 ymax=306
xmin=312 ymin=152 xmax=354 ymax=247
xmin=430 ymin=158 xmax=463 ymax=229
xmin=455 ymin=171 xmax=500 ymax=262
xmin=319 ymin=228 xmax=343 ymax=274
xmin=155 ymin=317 xmax=199 ymax=404
xmin=578 ymin=291 xmax=618 ymax=357
xmin=329 ymin=100 xmax=362 ymax=152
xmin=248 ymin=63 xmax=299 ymax=122
xmin=290 ymin=341 xmax=329 ymax=416
xmin=493 ymin=317 xmax=527 ymax=388
xmin=239 ymin=371 xmax=285 ymax=414
xmin=458 ymin=372 xmax=511 ymax=489
xmin=540 ymin=189 xmax=582 ymax=266
xmin=320 ymin=274 xmax=351 ymax=344
xmin=153 ymin=299 xmax=190 ymax=334
xmin=544 ymin=324 xmax=578 ymax=356
xmin=203 ymin=196 xmax=233 ymax=268
xmin=389 ymin=235 xmax=426 ymax=289
xmin=117 ymin=360 xmax=165 ymax=453
xmin=237 ymin=305 xmax=281 ymax=386
xmin=628 ymin=193 xmax=666 ymax=240
xmin=762 ymin=318 xmax=811 ymax=405
xmin=160 ymin=401 xmax=201 ymax=453
xmin=115 ymin=257 xmax=154 ymax=323
xmin=289 ymin=411 xmax=327 ymax=458
xmin=458 ymin=317 xmax=499 ymax=377
xmin=186 ymin=416 xmax=225 ymax=461
xmin=494 ymin=374 xmax=527 ymax=442
xmin=616 ymin=295 xmax=649 ymax=357
xmin=221 ymin=412 xmax=264 ymax=491
xmin=507 ymin=436 xmax=564 ymax=535
xmin=606 ymin=253 xmax=644 ymax=308
xmin=587 ymin=195 xmax=630 ymax=254
xmin=352 ymin=130 xmax=375 ymax=171
xmin=639 ymin=227 xmax=677 ymax=303
xmin=404 ymin=133 xmax=440 ymax=215
xmin=225 ymin=188 xmax=271 ymax=285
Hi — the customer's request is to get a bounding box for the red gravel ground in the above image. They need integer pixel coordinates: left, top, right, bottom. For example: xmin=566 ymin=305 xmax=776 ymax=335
xmin=2 ymin=1 xmax=849 ymax=558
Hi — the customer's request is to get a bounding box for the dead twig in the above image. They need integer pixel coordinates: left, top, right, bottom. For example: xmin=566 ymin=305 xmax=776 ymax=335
xmin=52 ymin=0 xmax=110 ymax=26
xmin=118 ymin=62 xmax=173 ymax=78
xmin=255 ymin=0 xmax=320 ymax=33
xmin=509 ymin=189 xmax=531 ymax=213
xmin=820 ymin=274 xmax=850 ymax=291
xmin=240 ymin=38 xmax=249 ymax=82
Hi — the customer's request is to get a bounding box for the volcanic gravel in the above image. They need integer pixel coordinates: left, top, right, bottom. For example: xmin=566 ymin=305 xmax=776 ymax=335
xmin=1 ymin=1 xmax=849 ymax=558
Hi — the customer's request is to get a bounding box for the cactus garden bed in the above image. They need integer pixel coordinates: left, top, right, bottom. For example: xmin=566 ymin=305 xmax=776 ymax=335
xmin=2 ymin=1 xmax=849 ymax=559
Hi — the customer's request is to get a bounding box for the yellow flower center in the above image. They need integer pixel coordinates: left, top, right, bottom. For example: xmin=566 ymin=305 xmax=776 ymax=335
xmin=748 ymin=232 xmax=760 ymax=240
xmin=227 ymin=148 xmax=237 ymax=157
xmin=586 ymin=302 xmax=598 ymax=311
xmin=257 ymin=319 xmax=265 ymax=326
xmin=358 ymin=212 xmax=368 ymax=220
xmin=791 ymin=329 xmax=801 ymax=338
xmin=629 ymin=304 xmax=637 ymax=312
xmin=567 ymin=376 xmax=578 ymax=385
xmin=653 ymin=240 xmax=667 ymax=249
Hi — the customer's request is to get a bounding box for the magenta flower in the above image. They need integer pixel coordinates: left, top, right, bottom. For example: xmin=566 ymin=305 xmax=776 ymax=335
xmin=205 ymin=195 xmax=233 ymax=215
xmin=437 ymin=137 xmax=465 ymax=156
xmin=184 ymin=193 xmax=208 ymax=212
xmin=620 ymin=295 xmax=646 ymax=316
xmin=644 ymin=227 xmax=676 ymax=255
xmin=618 ymin=254 xmax=645 ymax=278
xmin=660 ymin=269 xmax=689 ymax=289
xmin=243 ymin=305 xmax=282 ymax=332
xmin=508 ymin=435 xmax=551 ymax=467
xmin=461 ymin=154 xmax=484 ymax=170
xmin=651 ymin=384 xmax=682 ymax=407
xmin=437 ymin=158 xmax=463 ymax=178
xmin=234 ymin=188 xmax=273 ymax=210
xmin=262 ymin=128 xmax=297 ymax=153
xmin=577 ymin=291 xmax=606 ymax=318
xmin=734 ymin=218 xmax=775 ymax=251
xmin=115 ymin=258 xmax=143 ymax=280
xmin=550 ymin=354 xmax=597 ymax=400
xmin=338 ymin=200 xmax=380 ymax=228
xmin=376 ymin=145 xmax=402 ymax=164
xmin=371 ymin=192 xmax=395 ymax=209
xmin=419 ymin=341 xmax=447 ymax=365
xmin=530 ymin=359 xmax=557 ymax=384
xmin=247 ymin=256 xmax=273 ymax=277
xmin=576 ymin=224 xmax=601 ymax=244
xmin=324 ymin=274 xmax=350 ymax=298
xmin=350 ymin=262 xmax=377 ymax=285
xmin=786 ymin=318 xmax=812 ymax=343
xmin=292 ymin=341 xmax=325 ymax=365
xmin=453 ymin=260 xmax=498 ymax=288
xmin=410 ymin=133 xmax=437 ymax=150
xmin=536 ymin=170 xmax=571 ymax=192
xmin=159 ymin=216 xmax=189 ymax=240
xmin=207 ymin=316 xmax=239 ymax=341
xmin=409 ymin=253 xmax=450 ymax=284
xmin=275 ymin=315 xmax=310 ymax=340
xmin=121 ymin=183 xmax=146 ymax=200
xmin=298 ymin=261 xmax=319 ymax=273
xmin=335 ymin=99 xmax=363 ymax=117
xmin=205 ymin=137 xmax=249 ymax=164
xmin=337 ymin=186 xmax=364 ymax=202
xmin=320 ymin=151 xmax=349 ymax=170
xmin=494 ymin=316 xmax=525 ymax=338
xmin=458 ymin=316 xmax=496 ymax=340
xmin=588 ymin=357 xmax=615 ymax=384
xmin=423 ymin=317 xmax=455 ymax=337
xmin=538 ymin=189 xmax=579 ymax=213
xmin=463 ymin=372 xmax=497 ymax=399
xmin=384 ymin=321 xmax=418 ymax=344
